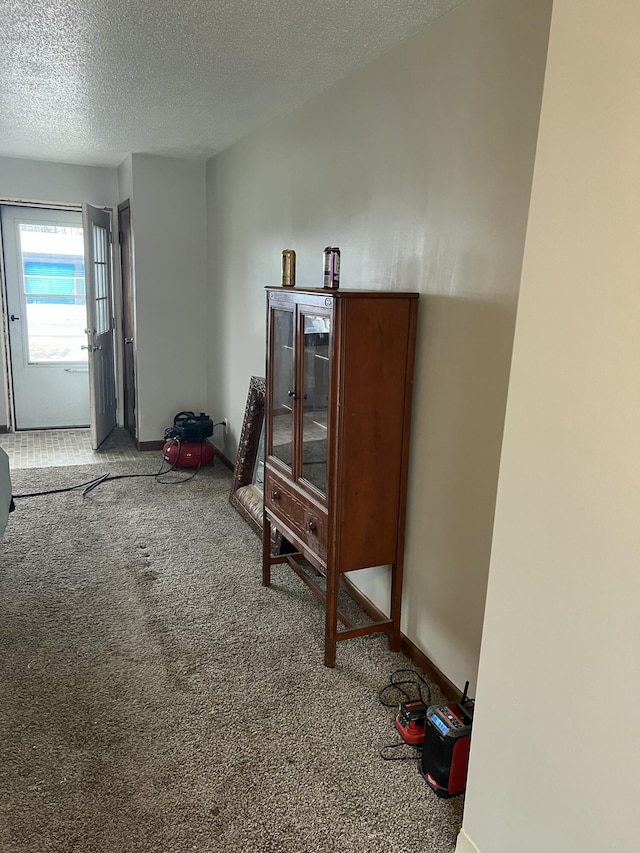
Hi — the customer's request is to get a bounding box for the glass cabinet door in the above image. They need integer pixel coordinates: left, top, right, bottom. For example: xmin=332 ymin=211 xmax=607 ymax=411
xmin=270 ymin=307 xmax=295 ymax=471
xmin=300 ymin=311 xmax=330 ymax=495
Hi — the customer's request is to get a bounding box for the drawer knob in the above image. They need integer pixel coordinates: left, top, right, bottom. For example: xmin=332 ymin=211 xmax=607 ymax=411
xmin=271 ymin=490 xmax=280 ymax=501
xmin=305 ymin=520 xmax=316 ymax=533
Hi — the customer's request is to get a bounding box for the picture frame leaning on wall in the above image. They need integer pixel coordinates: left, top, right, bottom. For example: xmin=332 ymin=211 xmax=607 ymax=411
xmin=229 ymin=375 xmax=286 ymax=554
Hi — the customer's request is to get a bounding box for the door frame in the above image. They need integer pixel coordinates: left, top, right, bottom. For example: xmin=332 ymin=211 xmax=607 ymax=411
xmin=118 ymin=199 xmax=137 ymax=441
xmin=0 ymin=198 xmax=123 ymax=433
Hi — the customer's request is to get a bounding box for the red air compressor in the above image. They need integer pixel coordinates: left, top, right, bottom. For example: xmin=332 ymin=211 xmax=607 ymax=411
xmin=162 ymin=438 xmax=214 ymax=469
xmin=163 ymin=411 xmax=215 ymax=469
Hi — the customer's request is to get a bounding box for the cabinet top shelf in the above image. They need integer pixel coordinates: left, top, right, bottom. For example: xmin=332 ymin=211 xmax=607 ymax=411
xmin=266 ymin=287 xmax=419 ymax=299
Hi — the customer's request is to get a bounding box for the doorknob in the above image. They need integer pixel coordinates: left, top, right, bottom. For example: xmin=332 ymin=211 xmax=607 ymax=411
xmin=81 ymin=344 xmax=102 ymax=352
xmin=10 ymin=314 xmax=19 ymax=321
xmin=124 ymin=337 xmax=133 ymax=344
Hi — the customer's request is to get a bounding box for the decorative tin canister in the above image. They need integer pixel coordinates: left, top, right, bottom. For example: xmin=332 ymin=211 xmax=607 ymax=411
xmin=281 ymin=250 xmax=296 ymax=287
xmin=323 ymin=247 xmax=340 ymax=290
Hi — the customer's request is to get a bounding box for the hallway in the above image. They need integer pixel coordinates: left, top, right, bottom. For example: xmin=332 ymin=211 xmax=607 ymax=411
xmin=0 ymin=428 xmax=155 ymax=470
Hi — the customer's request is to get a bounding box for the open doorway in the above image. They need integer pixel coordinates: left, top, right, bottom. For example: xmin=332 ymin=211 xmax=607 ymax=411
xmin=1 ymin=203 xmax=118 ymax=449
xmin=1 ymin=205 xmax=90 ymax=429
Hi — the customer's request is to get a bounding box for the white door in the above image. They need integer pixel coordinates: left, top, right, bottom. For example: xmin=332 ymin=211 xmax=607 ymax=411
xmin=82 ymin=204 xmax=116 ymax=449
xmin=1 ymin=205 xmax=90 ymax=429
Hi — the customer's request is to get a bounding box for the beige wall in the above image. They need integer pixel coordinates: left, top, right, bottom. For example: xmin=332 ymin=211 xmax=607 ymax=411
xmin=458 ymin=2 xmax=640 ymax=851
xmin=206 ymin=0 xmax=552 ymax=690
xmin=128 ymin=154 xmax=208 ymax=443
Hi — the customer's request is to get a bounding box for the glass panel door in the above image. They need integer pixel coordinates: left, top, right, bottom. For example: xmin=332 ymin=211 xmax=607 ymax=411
xmin=300 ymin=312 xmax=330 ymax=495
xmin=20 ymin=222 xmax=87 ymax=363
xmin=91 ymin=222 xmax=110 ymax=334
xmin=82 ymin=203 xmax=116 ymax=449
xmin=270 ymin=307 xmax=295 ymax=471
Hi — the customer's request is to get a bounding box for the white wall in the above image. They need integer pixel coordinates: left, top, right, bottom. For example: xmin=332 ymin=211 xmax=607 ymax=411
xmin=458 ymin=2 xmax=640 ymax=851
xmin=0 ymin=157 xmax=118 ymax=209
xmin=129 ymin=154 xmax=208 ymax=443
xmin=206 ymin=0 xmax=552 ymax=690
xmin=117 ymin=156 xmax=133 ymax=205
xmin=0 ymin=157 xmax=119 ymax=428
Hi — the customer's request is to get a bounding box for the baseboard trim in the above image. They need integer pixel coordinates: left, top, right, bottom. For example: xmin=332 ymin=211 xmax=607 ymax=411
xmin=340 ymin=575 xmax=462 ymax=701
xmin=137 ymin=440 xmax=165 ymax=451
xmin=214 ymin=446 xmax=234 ymax=471
xmin=454 ymin=830 xmax=480 ymax=853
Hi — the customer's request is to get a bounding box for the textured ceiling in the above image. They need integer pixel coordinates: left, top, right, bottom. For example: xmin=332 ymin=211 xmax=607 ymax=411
xmin=0 ymin=0 xmax=465 ymax=167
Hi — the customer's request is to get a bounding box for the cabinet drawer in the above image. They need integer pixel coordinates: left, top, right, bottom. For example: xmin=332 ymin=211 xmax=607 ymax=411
xmin=265 ymin=468 xmax=327 ymax=560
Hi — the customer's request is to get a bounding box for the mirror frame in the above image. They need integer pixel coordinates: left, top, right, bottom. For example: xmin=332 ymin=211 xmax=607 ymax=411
xmin=229 ymin=375 xmax=266 ymax=538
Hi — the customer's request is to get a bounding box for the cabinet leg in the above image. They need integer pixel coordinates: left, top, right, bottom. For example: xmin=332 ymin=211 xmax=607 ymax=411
xmin=324 ymin=636 xmax=337 ymax=668
xmin=262 ymin=513 xmax=272 ymax=587
xmin=324 ymin=564 xmax=338 ymax=668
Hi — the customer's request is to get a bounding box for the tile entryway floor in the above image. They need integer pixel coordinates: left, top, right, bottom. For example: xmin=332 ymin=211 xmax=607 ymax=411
xmin=0 ymin=428 xmax=160 ymax=470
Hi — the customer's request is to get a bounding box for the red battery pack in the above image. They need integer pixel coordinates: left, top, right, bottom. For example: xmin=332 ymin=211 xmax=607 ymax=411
xmin=394 ymin=700 xmax=427 ymax=745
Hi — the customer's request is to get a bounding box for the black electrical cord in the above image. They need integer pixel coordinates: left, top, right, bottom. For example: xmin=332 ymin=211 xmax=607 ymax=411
xmin=13 ymin=474 xmax=117 ymax=500
xmin=154 ymin=438 xmax=203 ymax=485
xmin=12 ymin=430 xmax=221 ymax=500
xmin=378 ymin=669 xmax=432 ymax=762
xmin=380 ymin=742 xmax=422 ymax=761
xmin=378 ymin=668 xmax=432 ymax=709
xmin=13 ymin=455 xmax=176 ymax=499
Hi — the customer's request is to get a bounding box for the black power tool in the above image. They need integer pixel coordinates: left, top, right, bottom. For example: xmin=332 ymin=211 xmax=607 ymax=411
xmin=164 ymin=412 xmax=213 ymax=443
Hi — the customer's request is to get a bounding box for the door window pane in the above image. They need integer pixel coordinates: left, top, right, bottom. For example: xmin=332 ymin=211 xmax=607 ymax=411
xmin=25 ymin=298 xmax=88 ymax=362
xmin=18 ymin=224 xmax=87 ymax=363
xmin=271 ymin=308 xmax=294 ymax=470
xmin=91 ymin=223 xmax=110 ymax=334
xmin=301 ymin=313 xmax=330 ymax=495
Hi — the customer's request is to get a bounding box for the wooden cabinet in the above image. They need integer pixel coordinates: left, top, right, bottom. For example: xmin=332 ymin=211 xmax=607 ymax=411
xmin=262 ymin=287 xmax=419 ymax=667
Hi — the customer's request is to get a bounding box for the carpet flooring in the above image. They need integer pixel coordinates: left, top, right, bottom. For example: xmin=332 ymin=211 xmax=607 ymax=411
xmin=0 ymin=459 xmax=464 ymax=852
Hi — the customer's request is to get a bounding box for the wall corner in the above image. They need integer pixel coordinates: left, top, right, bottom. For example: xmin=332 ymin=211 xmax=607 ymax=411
xmin=455 ymin=829 xmax=481 ymax=853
